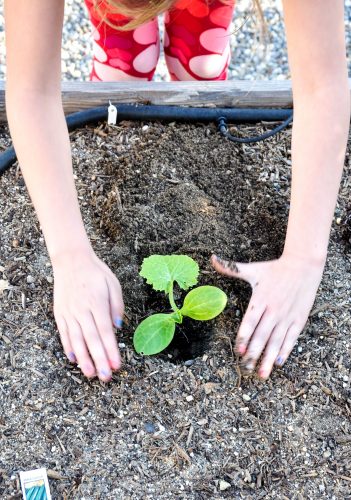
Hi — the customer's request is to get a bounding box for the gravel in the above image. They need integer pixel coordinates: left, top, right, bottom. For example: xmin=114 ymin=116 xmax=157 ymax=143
xmin=0 ymin=0 xmax=350 ymax=82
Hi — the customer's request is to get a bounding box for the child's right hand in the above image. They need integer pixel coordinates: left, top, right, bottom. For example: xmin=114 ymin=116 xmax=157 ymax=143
xmin=52 ymin=249 xmax=124 ymax=382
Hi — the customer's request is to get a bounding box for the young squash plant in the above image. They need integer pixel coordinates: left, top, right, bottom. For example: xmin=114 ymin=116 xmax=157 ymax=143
xmin=133 ymin=255 xmax=227 ymax=355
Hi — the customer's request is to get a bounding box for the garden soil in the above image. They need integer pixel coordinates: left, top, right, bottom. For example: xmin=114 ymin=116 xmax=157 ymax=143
xmin=0 ymin=118 xmax=350 ymax=499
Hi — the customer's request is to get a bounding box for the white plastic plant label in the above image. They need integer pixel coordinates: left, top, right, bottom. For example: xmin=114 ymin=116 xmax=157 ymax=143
xmin=108 ymin=100 xmax=117 ymax=125
xmin=20 ymin=468 xmax=52 ymax=500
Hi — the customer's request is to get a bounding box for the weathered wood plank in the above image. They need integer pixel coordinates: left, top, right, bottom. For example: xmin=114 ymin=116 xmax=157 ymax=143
xmin=62 ymin=80 xmax=292 ymax=111
xmin=57 ymin=80 xmax=295 ymax=110
xmin=0 ymin=79 xmax=350 ymax=121
xmin=0 ymin=80 xmax=294 ymax=122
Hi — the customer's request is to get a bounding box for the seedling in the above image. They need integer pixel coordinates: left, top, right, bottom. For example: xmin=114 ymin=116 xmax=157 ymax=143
xmin=133 ymin=255 xmax=227 ymax=355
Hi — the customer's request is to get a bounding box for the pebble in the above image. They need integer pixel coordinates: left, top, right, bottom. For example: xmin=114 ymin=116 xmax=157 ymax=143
xmin=197 ymin=418 xmax=208 ymax=426
xmin=144 ymin=422 xmax=156 ymax=434
xmin=243 ymin=394 xmax=251 ymax=402
xmin=219 ymin=480 xmax=231 ymax=491
xmin=184 ymin=360 xmax=194 ymax=367
xmin=26 ymin=275 xmax=35 ymax=284
xmin=186 ymin=395 xmax=194 ymax=402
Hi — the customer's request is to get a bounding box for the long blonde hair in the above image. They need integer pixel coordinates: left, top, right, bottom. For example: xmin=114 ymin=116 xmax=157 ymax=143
xmin=91 ymin=0 xmax=267 ymax=35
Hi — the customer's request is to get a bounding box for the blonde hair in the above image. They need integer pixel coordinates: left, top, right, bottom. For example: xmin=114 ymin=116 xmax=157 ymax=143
xmin=92 ymin=0 xmax=266 ymax=35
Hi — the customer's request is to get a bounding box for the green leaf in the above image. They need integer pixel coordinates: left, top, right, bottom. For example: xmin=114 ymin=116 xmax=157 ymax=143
xmin=180 ymin=286 xmax=227 ymax=321
xmin=140 ymin=255 xmax=199 ymax=293
xmin=133 ymin=313 xmax=176 ymax=355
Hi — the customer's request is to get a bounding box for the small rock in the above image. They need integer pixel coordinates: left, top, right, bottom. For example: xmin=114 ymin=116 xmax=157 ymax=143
xmin=184 ymin=360 xmax=194 ymax=367
xmin=144 ymin=422 xmax=156 ymax=434
xmin=203 ymin=382 xmax=218 ymax=395
xmin=26 ymin=275 xmax=35 ymax=284
xmin=197 ymin=418 xmax=208 ymax=426
xmin=186 ymin=395 xmax=194 ymax=402
xmin=46 ymin=276 xmax=53 ymax=284
xmin=243 ymin=394 xmax=251 ymax=402
xmin=219 ymin=480 xmax=231 ymax=491
xmin=323 ymin=449 xmax=331 ymax=458
xmin=142 ymin=125 xmax=149 ymax=132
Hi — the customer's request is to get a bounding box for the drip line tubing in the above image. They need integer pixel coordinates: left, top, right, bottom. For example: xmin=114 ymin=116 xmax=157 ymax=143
xmin=0 ymin=103 xmax=293 ymax=176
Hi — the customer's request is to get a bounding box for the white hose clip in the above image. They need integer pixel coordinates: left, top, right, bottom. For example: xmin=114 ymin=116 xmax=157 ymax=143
xmin=108 ymin=100 xmax=117 ymax=125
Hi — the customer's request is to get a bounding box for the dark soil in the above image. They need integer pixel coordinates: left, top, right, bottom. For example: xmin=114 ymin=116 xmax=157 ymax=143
xmin=0 ymin=118 xmax=350 ymax=499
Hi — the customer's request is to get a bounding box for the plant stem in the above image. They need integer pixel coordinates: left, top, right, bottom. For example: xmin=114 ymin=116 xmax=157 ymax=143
xmin=168 ymin=282 xmax=179 ymax=312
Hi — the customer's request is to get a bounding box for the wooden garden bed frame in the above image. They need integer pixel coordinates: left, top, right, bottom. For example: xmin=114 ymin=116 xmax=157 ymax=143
xmin=0 ymin=80 xmax=297 ymax=122
xmin=1 ymin=78 xmax=350 ymax=121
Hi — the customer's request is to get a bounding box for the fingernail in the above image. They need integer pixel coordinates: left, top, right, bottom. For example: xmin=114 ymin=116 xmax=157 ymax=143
xmin=258 ymin=369 xmax=267 ymax=379
xmin=114 ymin=316 xmax=123 ymax=329
xmin=109 ymin=359 xmax=121 ymax=370
xmin=214 ymin=255 xmax=239 ymax=273
xmin=84 ymin=365 xmax=96 ymax=378
xmin=68 ymin=352 xmax=76 ymax=363
xmin=237 ymin=344 xmax=246 ymax=355
xmin=214 ymin=255 xmax=227 ymax=266
xmin=276 ymin=356 xmax=284 ymax=366
xmin=243 ymin=359 xmax=255 ymax=371
xmin=100 ymin=369 xmax=112 ymax=379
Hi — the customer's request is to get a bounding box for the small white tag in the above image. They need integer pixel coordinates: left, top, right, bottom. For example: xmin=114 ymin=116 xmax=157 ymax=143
xmin=20 ymin=468 xmax=52 ymax=500
xmin=108 ymin=100 xmax=117 ymax=125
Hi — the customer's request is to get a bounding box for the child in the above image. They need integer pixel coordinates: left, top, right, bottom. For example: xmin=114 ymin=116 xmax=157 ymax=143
xmin=4 ymin=0 xmax=349 ymax=382
xmin=84 ymin=0 xmax=237 ymax=82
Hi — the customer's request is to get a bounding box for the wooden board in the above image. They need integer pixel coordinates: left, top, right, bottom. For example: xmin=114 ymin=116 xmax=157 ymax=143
xmin=0 ymin=78 xmax=350 ymax=121
xmin=58 ymin=80 xmax=295 ymax=111
xmin=0 ymin=80 xmax=295 ymax=122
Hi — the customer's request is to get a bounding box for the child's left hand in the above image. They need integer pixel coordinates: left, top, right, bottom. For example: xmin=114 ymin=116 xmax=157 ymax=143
xmin=211 ymin=252 xmax=325 ymax=380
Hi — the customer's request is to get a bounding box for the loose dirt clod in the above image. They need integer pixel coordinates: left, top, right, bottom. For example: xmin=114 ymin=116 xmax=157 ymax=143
xmin=0 ymin=120 xmax=350 ymax=499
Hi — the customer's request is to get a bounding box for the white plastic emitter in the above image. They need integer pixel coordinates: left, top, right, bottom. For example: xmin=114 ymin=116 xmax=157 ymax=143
xmin=108 ymin=100 xmax=117 ymax=125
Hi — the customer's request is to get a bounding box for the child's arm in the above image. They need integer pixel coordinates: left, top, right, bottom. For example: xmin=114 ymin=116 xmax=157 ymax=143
xmin=212 ymin=0 xmax=350 ymax=379
xmin=4 ymin=0 xmax=124 ymax=381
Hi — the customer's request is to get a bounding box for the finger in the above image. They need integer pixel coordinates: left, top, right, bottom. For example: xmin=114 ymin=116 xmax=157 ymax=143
xmin=55 ymin=314 xmax=76 ymax=363
xmin=257 ymin=323 xmax=289 ymax=380
xmin=235 ymin=299 xmax=266 ymax=355
xmin=210 ymin=254 xmax=258 ymax=287
xmin=275 ymin=322 xmax=303 ymax=367
xmin=93 ymin=295 xmax=122 ymax=372
xmin=78 ymin=311 xmax=113 ymax=382
xmin=105 ymin=275 xmax=124 ymax=330
xmin=67 ymin=317 xmax=96 ymax=378
xmin=241 ymin=312 xmax=277 ymax=372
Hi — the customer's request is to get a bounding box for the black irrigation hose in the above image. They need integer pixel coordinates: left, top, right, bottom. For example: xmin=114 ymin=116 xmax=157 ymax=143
xmin=217 ymin=113 xmax=294 ymax=143
xmin=0 ymin=103 xmax=293 ymax=176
